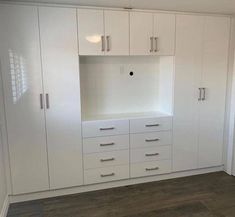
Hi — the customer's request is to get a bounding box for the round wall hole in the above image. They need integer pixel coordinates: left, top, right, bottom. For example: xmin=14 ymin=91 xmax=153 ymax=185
xmin=129 ymin=71 xmax=134 ymax=76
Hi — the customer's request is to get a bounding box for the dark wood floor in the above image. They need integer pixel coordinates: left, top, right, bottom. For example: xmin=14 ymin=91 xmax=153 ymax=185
xmin=7 ymin=172 xmax=235 ymax=217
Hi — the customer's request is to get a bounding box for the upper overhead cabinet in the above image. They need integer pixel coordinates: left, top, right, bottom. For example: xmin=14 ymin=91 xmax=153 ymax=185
xmin=78 ymin=9 xmax=129 ymax=55
xmin=130 ymin=12 xmax=175 ymax=55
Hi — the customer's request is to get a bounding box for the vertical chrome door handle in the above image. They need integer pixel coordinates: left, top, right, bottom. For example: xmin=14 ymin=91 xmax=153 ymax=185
xmin=202 ymin=88 xmax=206 ymax=101
xmin=154 ymin=37 xmax=158 ymax=52
xmin=106 ymin=36 xmax=110 ymax=52
xmin=101 ymin=35 xmax=105 ymax=52
xmin=198 ymin=88 xmax=202 ymax=101
xmin=46 ymin=93 xmax=50 ymax=109
xmin=40 ymin=94 xmax=44 ymax=109
xmin=150 ymin=37 xmax=154 ymax=52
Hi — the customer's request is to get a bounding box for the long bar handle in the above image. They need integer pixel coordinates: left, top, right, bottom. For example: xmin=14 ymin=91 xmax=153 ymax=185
xmin=100 ymin=172 xmax=115 ymax=178
xmin=100 ymin=142 xmax=115 ymax=147
xmin=145 ymin=153 xmax=159 ymax=157
xmin=198 ymin=88 xmax=202 ymax=101
xmin=100 ymin=127 xmax=115 ymax=131
xmin=145 ymin=167 xmax=159 ymax=171
xmin=154 ymin=37 xmax=159 ymax=52
xmin=106 ymin=36 xmax=110 ymax=52
xmin=145 ymin=124 xmax=160 ymax=127
xmin=145 ymin=138 xmax=159 ymax=142
xmin=40 ymin=94 xmax=44 ymax=109
xmin=46 ymin=93 xmax=50 ymax=109
xmin=202 ymin=88 xmax=206 ymax=101
xmin=101 ymin=35 xmax=105 ymax=52
xmin=150 ymin=37 xmax=154 ymax=52
xmin=100 ymin=157 xmax=115 ymax=162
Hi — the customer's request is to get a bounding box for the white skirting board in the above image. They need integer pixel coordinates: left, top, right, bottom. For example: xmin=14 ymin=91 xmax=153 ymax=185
xmin=9 ymin=166 xmax=223 ymax=203
xmin=0 ymin=196 xmax=9 ymax=217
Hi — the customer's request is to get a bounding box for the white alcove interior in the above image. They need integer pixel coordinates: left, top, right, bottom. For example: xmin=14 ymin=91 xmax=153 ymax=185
xmin=80 ymin=56 xmax=174 ymax=121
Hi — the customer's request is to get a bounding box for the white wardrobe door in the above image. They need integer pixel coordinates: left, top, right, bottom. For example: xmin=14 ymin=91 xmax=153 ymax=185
xmin=153 ymin=13 xmax=175 ymax=56
xmin=198 ymin=16 xmax=230 ymax=168
xmin=39 ymin=7 xmax=83 ymax=189
xmin=130 ymin=12 xmax=153 ymax=55
xmin=0 ymin=5 xmax=49 ymax=194
xmin=173 ymin=15 xmax=204 ymax=171
xmin=104 ymin=10 xmax=129 ymax=56
xmin=77 ymin=9 xmax=104 ymax=56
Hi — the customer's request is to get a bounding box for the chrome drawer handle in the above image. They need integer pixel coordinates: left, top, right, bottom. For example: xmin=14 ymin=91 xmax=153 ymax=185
xmin=145 ymin=138 xmax=159 ymax=142
xmin=99 ymin=127 xmax=115 ymax=131
xmin=145 ymin=124 xmax=160 ymax=127
xmin=145 ymin=153 xmax=159 ymax=157
xmin=100 ymin=172 xmax=115 ymax=177
xmin=100 ymin=142 xmax=115 ymax=147
xmin=100 ymin=157 xmax=115 ymax=162
xmin=145 ymin=167 xmax=159 ymax=171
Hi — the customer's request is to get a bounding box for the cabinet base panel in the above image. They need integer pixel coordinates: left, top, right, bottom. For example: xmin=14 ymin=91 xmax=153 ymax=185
xmin=9 ymin=166 xmax=223 ymax=203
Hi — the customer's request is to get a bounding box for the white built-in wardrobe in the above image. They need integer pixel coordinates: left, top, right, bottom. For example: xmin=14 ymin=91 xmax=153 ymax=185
xmin=0 ymin=4 xmax=231 ymax=197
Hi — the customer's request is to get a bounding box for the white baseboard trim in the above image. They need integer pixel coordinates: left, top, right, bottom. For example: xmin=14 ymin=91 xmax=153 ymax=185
xmin=0 ymin=196 xmax=9 ymax=217
xmin=9 ymin=166 xmax=223 ymax=203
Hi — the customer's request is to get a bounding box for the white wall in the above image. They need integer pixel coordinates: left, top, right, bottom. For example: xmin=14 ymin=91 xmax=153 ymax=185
xmin=0 ymin=84 xmax=7 ymax=216
xmin=225 ymin=17 xmax=235 ymax=175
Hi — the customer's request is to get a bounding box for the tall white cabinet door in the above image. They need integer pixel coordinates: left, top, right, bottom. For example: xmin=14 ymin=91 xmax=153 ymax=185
xmin=104 ymin=10 xmax=129 ymax=55
xmin=173 ymin=15 xmax=204 ymax=171
xmin=198 ymin=16 xmax=230 ymax=168
xmin=130 ymin=12 xmax=153 ymax=55
xmin=0 ymin=5 xmax=49 ymax=194
xmin=39 ymin=7 xmax=83 ymax=189
xmin=154 ymin=13 xmax=175 ymax=55
xmin=78 ymin=9 xmax=104 ymax=56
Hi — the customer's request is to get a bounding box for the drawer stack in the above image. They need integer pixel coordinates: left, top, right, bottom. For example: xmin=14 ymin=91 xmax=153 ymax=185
xmin=82 ymin=120 xmax=130 ymax=185
xmin=130 ymin=117 xmax=172 ymax=178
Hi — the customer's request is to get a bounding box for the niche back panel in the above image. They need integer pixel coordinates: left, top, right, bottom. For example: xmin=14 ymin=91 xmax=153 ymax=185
xmin=80 ymin=56 xmax=174 ymax=120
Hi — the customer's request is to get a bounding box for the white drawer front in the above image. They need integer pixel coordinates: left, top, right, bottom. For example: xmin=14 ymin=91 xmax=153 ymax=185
xmin=83 ymin=120 xmax=129 ymax=138
xmin=83 ymin=135 xmax=129 ymax=154
xmin=130 ymin=160 xmax=172 ymax=178
xmin=84 ymin=150 xmax=129 ymax=169
xmin=84 ymin=165 xmax=129 ymax=185
xmin=131 ymin=146 xmax=171 ymax=163
xmin=130 ymin=117 xmax=172 ymax=133
xmin=130 ymin=131 xmax=172 ymax=149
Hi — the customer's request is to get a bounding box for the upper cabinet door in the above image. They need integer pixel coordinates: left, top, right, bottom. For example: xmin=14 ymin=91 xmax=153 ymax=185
xmin=173 ymin=15 xmax=204 ymax=172
xmin=78 ymin=9 xmax=104 ymax=55
xmin=104 ymin=10 xmax=129 ymax=55
xmin=0 ymin=5 xmax=49 ymax=194
xmin=130 ymin=12 xmax=153 ymax=55
xmin=39 ymin=7 xmax=83 ymax=189
xmin=154 ymin=13 xmax=176 ymax=55
xmin=198 ymin=16 xmax=230 ymax=168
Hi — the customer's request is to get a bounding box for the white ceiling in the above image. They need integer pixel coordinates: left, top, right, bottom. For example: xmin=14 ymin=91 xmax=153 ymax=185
xmin=3 ymin=0 xmax=235 ymax=14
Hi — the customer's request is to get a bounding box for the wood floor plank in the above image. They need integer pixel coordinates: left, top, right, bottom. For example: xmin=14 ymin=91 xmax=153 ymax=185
xmin=7 ymin=172 xmax=235 ymax=217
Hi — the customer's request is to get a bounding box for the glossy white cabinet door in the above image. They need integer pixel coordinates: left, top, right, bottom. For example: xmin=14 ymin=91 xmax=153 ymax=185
xmin=198 ymin=16 xmax=230 ymax=168
xmin=173 ymin=15 xmax=204 ymax=171
xmin=104 ymin=10 xmax=129 ymax=56
xmin=0 ymin=5 xmax=49 ymax=194
xmin=154 ymin=13 xmax=175 ymax=56
xmin=78 ymin=9 xmax=104 ymax=55
xmin=39 ymin=7 xmax=83 ymax=189
xmin=130 ymin=12 xmax=153 ymax=55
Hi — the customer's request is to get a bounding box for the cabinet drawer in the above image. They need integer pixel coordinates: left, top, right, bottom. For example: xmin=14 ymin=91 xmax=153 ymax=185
xmin=130 ymin=117 xmax=172 ymax=133
xmin=83 ymin=135 xmax=129 ymax=154
xmin=131 ymin=146 xmax=171 ymax=163
xmin=82 ymin=120 xmax=129 ymax=138
xmin=84 ymin=165 xmax=129 ymax=185
xmin=130 ymin=131 xmax=172 ymax=149
xmin=84 ymin=150 xmax=129 ymax=169
xmin=131 ymin=160 xmax=171 ymax=178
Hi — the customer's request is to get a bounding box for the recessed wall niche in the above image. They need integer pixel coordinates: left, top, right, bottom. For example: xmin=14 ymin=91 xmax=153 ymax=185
xmin=80 ymin=56 xmax=174 ymax=121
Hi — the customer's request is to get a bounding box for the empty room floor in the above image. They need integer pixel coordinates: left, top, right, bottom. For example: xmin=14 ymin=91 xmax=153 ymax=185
xmin=7 ymin=172 xmax=235 ymax=217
